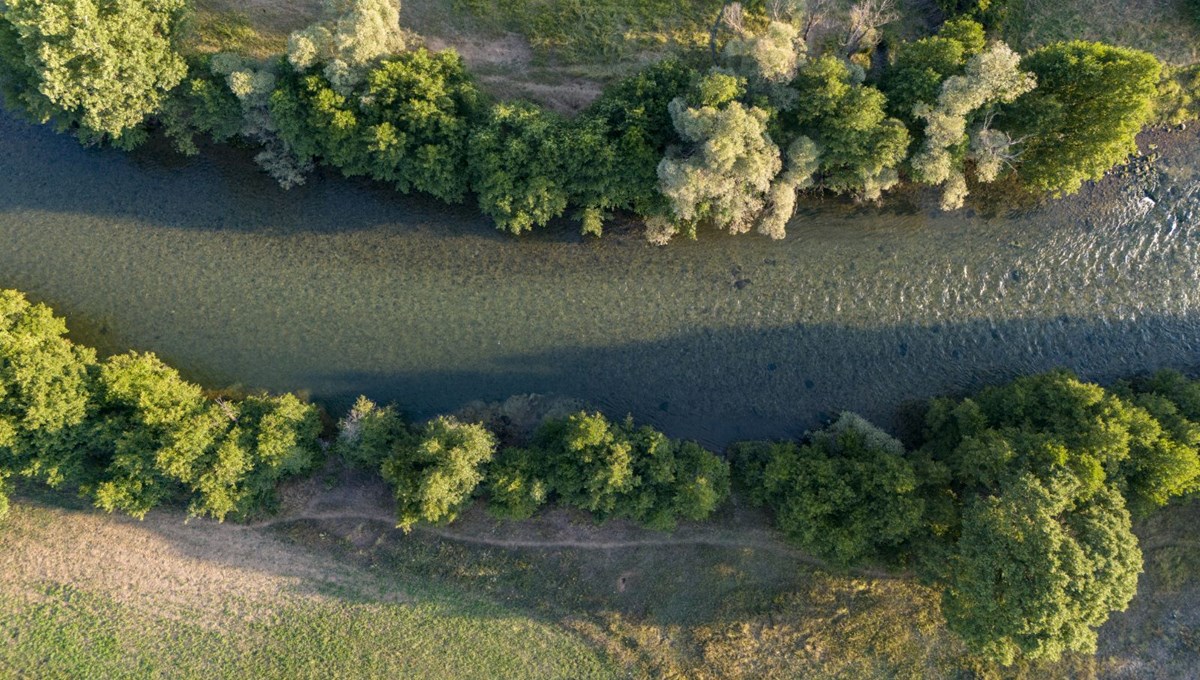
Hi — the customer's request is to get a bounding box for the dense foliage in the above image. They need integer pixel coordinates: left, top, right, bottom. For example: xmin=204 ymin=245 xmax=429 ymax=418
xmin=6 ymin=289 xmax=1200 ymax=667
xmin=486 ymin=411 xmax=731 ymax=530
xmin=379 ymin=416 xmax=497 ymax=531
xmin=1003 ymin=42 xmax=1161 ymax=196
xmin=731 ymin=369 xmax=1200 ymax=665
xmin=731 ymin=413 xmax=924 ymax=566
xmin=0 ymin=0 xmax=187 ymax=147
xmin=0 ymin=0 xmax=1175 ymax=239
xmin=272 ymin=48 xmax=483 ymax=202
xmin=0 ymin=290 xmax=322 ymax=521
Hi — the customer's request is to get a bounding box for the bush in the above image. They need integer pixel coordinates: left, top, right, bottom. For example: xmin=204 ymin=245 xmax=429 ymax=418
xmin=733 ymin=413 xmax=924 ymax=566
xmin=486 ymin=411 xmax=730 ymax=529
xmin=336 ymin=396 xmax=407 ymax=470
xmin=380 ymin=416 xmax=497 ymax=531
xmin=468 ymin=102 xmax=571 ymax=233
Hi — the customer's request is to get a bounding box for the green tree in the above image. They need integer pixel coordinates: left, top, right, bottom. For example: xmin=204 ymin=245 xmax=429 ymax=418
xmin=336 ymin=396 xmax=407 ymax=470
xmin=272 ymin=48 xmax=482 ymax=202
xmin=177 ymin=393 xmax=323 ymax=521
xmin=485 ymin=445 xmax=550 ymax=520
xmin=791 ymin=55 xmax=910 ymax=200
xmin=537 ymin=411 xmax=636 ymax=517
xmin=735 ymin=413 xmax=924 ymax=566
xmin=1004 ymin=41 xmax=1160 ymax=196
xmin=0 ymin=290 xmax=95 ymax=489
xmin=380 ymin=416 xmax=497 ymax=531
xmin=87 ymin=352 xmax=226 ymax=518
xmin=942 ymin=475 xmax=1141 ymax=664
xmin=567 ymin=58 xmax=696 ymax=235
xmin=160 ymin=58 xmax=244 ymax=156
xmin=1113 ymin=371 xmax=1200 ymax=513
xmin=0 ymin=0 xmax=187 ymax=147
xmin=468 ymin=101 xmax=570 ymax=234
xmin=881 ymin=18 xmax=986 ymax=129
xmin=526 ymin=411 xmax=730 ymax=527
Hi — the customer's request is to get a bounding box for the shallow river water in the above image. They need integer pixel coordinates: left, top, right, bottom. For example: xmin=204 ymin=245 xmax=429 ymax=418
xmin=3 ymin=112 xmax=1199 ymax=446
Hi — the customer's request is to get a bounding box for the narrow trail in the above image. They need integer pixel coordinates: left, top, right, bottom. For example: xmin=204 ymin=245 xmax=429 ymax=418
xmin=240 ymin=507 xmax=900 ymax=578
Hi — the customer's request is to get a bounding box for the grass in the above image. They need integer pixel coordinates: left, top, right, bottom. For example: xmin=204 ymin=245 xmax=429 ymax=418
xmin=8 ymin=481 xmax=1200 ymax=679
xmin=0 ymin=500 xmax=616 ymax=679
xmin=1005 ymin=0 xmax=1200 ymax=65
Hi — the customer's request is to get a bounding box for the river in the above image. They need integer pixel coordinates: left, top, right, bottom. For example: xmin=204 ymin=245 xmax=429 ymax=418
xmin=2 ymin=112 xmax=1199 ymax=446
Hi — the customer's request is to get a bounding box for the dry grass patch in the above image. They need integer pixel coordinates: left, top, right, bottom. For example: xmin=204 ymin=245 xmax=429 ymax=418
xmin=1006 ymin=0 xmax=1200 ymax=65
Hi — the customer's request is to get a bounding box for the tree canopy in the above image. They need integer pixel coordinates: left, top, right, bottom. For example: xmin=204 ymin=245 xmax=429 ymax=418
xmin=0 ymin=0 xmax=187 ymax=147
xmin=1004 ymin=41 xmax=1160 ymax=196
xmin=380 ymin=416 xmax=497 ymax=531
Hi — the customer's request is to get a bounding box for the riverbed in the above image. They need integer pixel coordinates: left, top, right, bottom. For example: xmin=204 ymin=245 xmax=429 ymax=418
xmin=2 ymin=112 xmax=1198 ymax=446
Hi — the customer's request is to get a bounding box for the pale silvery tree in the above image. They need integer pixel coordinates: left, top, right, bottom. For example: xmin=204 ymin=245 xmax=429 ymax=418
xmin=656 ymin=95 xmax=783 ymax=243
xmin=910 ymin=41 xmax=1035 ymax=210
xmin=758 ymin=136 xmax=820 ymax=239
xmin=288 ymin=0 xmax=407 ymax=94
xmin=211 ymin=54 xmax=314 ymax=189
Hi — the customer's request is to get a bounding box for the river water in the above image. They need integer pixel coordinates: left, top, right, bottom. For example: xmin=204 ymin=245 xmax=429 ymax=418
xmin=2 ymin=112 xmax=1199 ymax=446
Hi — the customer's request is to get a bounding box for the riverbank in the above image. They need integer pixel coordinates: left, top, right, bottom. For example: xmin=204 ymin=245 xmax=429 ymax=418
xmin=5 ymin=465 xmax=1200 ymax=678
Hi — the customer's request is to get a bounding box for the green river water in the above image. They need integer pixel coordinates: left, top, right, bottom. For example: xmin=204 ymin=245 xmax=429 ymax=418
xmin=3 ymin=112 xmax=1199 ymax=446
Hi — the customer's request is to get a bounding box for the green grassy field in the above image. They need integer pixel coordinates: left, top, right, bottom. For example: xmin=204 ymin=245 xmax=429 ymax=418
xmin=6 ymin=471 xmax=1200 ymax=679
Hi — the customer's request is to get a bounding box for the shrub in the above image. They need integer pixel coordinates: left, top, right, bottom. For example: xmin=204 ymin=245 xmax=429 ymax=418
xmin=733 ymin=413 xmax=924 ymax=566
xmin=488 ymin=411 xmax=730 ymax=528
xmin=336 ymin=396 xmax=407 ymax=470
xmin=380 ymin=416 xmax=497 ymax=531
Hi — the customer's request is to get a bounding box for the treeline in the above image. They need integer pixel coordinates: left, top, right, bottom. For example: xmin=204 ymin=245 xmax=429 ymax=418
xmin=4 ymin=288 xmax=1200 ymax=666
xmin=734 ymin=371 xmax=1200 ymax=664
xmin=0 ymin=0 xmax=1180 ymax=242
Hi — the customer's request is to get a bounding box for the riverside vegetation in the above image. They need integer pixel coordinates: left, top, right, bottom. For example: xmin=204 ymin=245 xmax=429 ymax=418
xmin=0 ymin=0 xmax=1191 ymax=242
xmin=4 ymin=291 xmax=1200 ymax=668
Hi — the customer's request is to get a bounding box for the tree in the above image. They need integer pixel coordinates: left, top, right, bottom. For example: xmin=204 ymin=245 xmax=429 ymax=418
xmin=792 ymin=55 xmax=910 ymax=200
xmin=613 ymin=426 xmax=729 ymax=530
xmin=1004 ymin=41 xmax=1160 ymax=196
xmin=735 ymin=413 xmax=924 ymax=566
xmin=1113 ymin=371 xmax=1200 ymax=513
xmin=485 ymin=445 xmax=550 ymax=520
xmin=567 ymin=58 xmax=696 ymax=235
xmin=468 ymin=102 xmax=571 ymax=234
xmin=657 ymin=72 xmax=784 ymax=242
xmin=336 ymin=396 xmax=407 ymax=470
xmin=287 ymin=0 xmax=407 ymax=95
xmin=0 ymin=290 xmax=95 ymax=489
xmin=160 ymin=58 xmax=245 ymax=156
xmin=520 ymin=411 xmax=730 ymax=527
xmin=908 ymin=41 xmax=1035 ymax=209
xmin=271 ymin=48 xmax=483 ymax=203
xmin=537 ymin=411 xmax=636 ymax=517
xmin=178 ymin=393 xmax=323 ymax=521
xmin=942 ymin=476 xmax=1141 ymax=664
xmin=881 ymin=18 xmax=986 ymax=129
xmin=208 ymin=53 xmax=314 ymax=189
xmin=87 ymin=352 xmax=226 ymax=518
xmin=380 ymin=416 xmax=496 ymax=531
xmin=0 ymin=0 xmax=187 ymax=147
